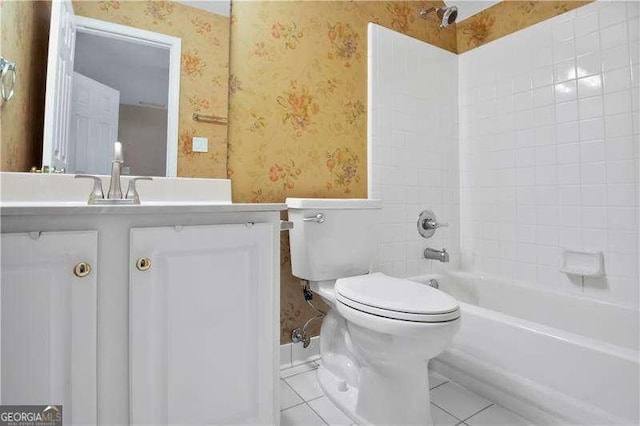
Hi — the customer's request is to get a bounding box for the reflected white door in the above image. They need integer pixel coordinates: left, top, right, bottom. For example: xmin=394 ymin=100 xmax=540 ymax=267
xmin=42 ymin=0 xmax=76 ymax=172
xmin=69 ymin=72 xmax=120 ymax=175
xmin=130 ymin=224 xmax=275 ymax=425
xmin=0 ymin=231 xmax=98 ymax=425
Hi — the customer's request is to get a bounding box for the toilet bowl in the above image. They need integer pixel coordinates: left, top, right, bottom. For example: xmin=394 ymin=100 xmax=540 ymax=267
xmin=286 ymin=198 xmax=461 ymax=425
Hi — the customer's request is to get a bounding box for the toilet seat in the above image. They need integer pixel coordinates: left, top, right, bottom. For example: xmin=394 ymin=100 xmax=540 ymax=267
xmin=336 ymin=273 xmax=460 ymax=323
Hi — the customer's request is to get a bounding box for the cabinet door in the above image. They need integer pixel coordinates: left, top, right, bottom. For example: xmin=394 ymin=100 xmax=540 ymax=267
xmin=130 ymin=224 xmax=275 ymax=425
xmin=0 ymin=231 xmax=98 ymax=425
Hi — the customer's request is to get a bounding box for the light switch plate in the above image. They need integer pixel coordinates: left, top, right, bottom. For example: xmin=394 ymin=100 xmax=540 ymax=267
xmin=192 ymin=137 xmax=209 ymax=152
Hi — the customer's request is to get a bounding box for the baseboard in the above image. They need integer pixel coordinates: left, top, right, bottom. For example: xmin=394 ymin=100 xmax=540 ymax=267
xmin=280 ymin=336 xmax=320 ymax=370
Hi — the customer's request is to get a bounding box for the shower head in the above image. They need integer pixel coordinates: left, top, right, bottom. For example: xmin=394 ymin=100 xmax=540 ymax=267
xmin=419 ymin=5 xmax=458 ymax=28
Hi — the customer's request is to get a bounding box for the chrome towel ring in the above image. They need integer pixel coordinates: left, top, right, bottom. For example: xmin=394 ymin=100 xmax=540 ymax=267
xmin=0 ymin=57 xmax=17 ymax=102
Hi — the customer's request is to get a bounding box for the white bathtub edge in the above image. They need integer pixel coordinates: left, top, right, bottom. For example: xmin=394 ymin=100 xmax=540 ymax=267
xmin=432 ymin=348 xmax=632 ymax=426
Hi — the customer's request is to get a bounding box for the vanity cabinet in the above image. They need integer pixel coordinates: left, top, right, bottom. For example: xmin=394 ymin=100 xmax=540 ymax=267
xmin=130 ymin=224 xmax=275 ymax=424
xmin=0 ymin=201 xmax=283 ymax=425
xmin=0 ymin=231 xmax=98 ymax=425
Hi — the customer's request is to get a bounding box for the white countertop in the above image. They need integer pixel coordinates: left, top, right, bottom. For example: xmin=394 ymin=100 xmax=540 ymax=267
xmin=0 ymin=201 xmax=287 ymax=216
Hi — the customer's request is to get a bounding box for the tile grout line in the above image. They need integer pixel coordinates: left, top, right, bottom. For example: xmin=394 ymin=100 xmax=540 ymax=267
xmin=431 ymin=401 xmax=464 ymax=423
xmin=281 ymin=378 xmax=309 ymax=409
xmin=429 ymin=380 xmax=450 ymax=391
xmin=281 ymin=362 xmax=319 ymax=380
xmin=280 ymin=400 xmax=307 ymax=413
xmin=304 ymin=394 xmax=325 ymax=404
xmin=305 ymin=401 xmax=330 ymax=426
xmin=461 ymin=403 xmax=495 ymax=423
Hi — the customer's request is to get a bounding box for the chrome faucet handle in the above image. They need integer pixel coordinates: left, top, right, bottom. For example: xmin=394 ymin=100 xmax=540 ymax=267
xmin=423 ymin=219 xmax=449 ymax=229
xmin=417 ymin=210 xmax=448 ymax=238
xmin=303 ymin=213 xmax=325 ymax=223
xmin=125 ymin=177 xmax=153 ymax=204
xmin=75 ymin=175 xmax=105 ymax=205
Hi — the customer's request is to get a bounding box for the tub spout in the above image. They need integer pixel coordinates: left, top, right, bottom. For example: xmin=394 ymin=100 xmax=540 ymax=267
xmin=424 ymin=247 xmax=449 ymax=263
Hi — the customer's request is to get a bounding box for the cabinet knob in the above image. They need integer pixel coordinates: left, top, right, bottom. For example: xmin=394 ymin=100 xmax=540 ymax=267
xmin=136 ymin=257 xmax=152 ymax=272
xmin=73 ymin=262 xmax=92 ymax=278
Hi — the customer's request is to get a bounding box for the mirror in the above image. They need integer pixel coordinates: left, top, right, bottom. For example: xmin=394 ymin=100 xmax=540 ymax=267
xmin=38 ymin=0 xmax=230 ymax=177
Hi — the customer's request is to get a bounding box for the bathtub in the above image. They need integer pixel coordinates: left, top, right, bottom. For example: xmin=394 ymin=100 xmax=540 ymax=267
xmin=410 ymin=271 xmax=639 ymax=425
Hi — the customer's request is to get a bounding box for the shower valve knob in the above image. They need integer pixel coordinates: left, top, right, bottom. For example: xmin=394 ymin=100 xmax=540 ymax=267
xmin=417 ymin=210 xmax=448 ymax=239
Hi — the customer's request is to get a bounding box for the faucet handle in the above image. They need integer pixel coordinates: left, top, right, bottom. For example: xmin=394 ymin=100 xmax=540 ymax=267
xmin=75 ymin=174 xmax=104 ymax=204
xmin=417 ymin=209 xmax=448 ymax=239
xmin=424 ymin=219 xmax=449 ymax=229
xmin=125 ymin=177 xmax=153 ymax=204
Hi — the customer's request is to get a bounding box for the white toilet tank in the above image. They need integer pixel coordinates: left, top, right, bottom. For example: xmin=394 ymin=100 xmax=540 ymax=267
xmin=286 ymin=198 xmax=382 ymax=281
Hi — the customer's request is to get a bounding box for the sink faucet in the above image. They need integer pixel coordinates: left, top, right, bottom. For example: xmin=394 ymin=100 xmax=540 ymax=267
xmin=107 ymin=141 xmax=124 ymax=199
xmin=75 ymin=141 xmax=152 ymax=205
xmin=424 ymin=247 xmax=449 ymax=263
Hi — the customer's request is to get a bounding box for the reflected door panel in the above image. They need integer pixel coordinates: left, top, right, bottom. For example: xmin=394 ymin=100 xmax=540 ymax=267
xmin=43 ymin=0 xmax=76 ymax=172
xmin=70 ymin=72 xmax=119 ymax=175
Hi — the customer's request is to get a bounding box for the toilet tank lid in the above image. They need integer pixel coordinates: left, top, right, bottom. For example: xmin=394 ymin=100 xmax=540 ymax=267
xmin=286 ymin=198 xmax=382 ymax=210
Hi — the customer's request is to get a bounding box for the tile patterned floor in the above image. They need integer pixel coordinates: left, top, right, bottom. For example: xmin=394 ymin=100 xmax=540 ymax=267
xmin=280 ymin=361 xmax=532 ymax=426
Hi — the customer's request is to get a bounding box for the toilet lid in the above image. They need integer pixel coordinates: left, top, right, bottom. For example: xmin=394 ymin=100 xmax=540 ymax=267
xmin=335 ymin=273 xmax=460 ymax=322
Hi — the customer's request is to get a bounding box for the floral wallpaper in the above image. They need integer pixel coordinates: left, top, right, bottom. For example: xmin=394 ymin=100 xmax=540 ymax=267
xmin=227 ymin=1 xmax=456 ymax=342
xmin=457 ymin=0 xmax=593 ymax=53
xmin=0 ymin=0 xmax=50 ymax=172
xmin=73 ymin=0 xmax=229 ymax=178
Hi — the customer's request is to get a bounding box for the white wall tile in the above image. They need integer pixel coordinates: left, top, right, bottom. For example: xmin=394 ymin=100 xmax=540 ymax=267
xmin=577 ymin=75 xmax=603 ymax=98
xmin=369 ymin=24 xmax=460 ymax=277
xmin=458 ymin=1 xmax=638 ymax=306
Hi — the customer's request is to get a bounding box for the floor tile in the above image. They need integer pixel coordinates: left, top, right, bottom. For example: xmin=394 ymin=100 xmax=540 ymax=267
xmin=308 ymin=396 xmax=353 ymax=425
xmin=281 ymin=380 xmax=303 ymax=410
xmin=466 ymin=404 xmax=532 ymax=426
xmin=281 ymin=404 xmax=327 ymax=426
xmin=280 ymin=361 xmax=319 ymax=379
xmin=285 ymin=369 xmax=324 ymax=401
xmin=429 ymin=371 xmax=449 ymax=389
xmin=431 ymin=403 xmax=459 ymax=426
xmin=430 ymin=382 xmax=493 ymax=420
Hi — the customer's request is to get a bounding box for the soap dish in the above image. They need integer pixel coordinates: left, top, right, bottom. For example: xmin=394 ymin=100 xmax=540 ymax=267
xmin=560 ymin=249 xmax=604 ymax=277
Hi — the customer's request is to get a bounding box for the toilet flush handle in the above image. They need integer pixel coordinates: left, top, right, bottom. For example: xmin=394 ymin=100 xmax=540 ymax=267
xmin=303 ymin=213 xmax=325 ymax=223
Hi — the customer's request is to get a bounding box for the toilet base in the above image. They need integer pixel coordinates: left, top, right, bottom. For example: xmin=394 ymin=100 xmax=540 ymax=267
xmin=317 ymin=364 xmax=366 ymax=424
xmin=318 ymin=363 xmax=435 ymax=426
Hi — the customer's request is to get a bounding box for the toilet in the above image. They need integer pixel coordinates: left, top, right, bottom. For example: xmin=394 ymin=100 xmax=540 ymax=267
xmin=286 ymin=198 xmax=461 ymax=426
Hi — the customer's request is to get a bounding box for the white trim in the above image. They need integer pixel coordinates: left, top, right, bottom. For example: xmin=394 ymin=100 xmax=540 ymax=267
xmin=49 ymin=16 xmax=181 ymax=177
xmin=280 ymin=336 xmax=320 ymax=370
xmin=280 ymin=343 xmax=293 ymax=370
xmin=42 ymin=0 xmax=66 ymax=169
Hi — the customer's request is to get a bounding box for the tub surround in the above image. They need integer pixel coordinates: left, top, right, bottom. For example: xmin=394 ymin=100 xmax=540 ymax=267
xmin=367 ymin=5 xmax=639 ymax=423
xmin=459 ymin=0 xmax=639 ymax=306
xmin=368 ymin=23 xmax=460 ymax=278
